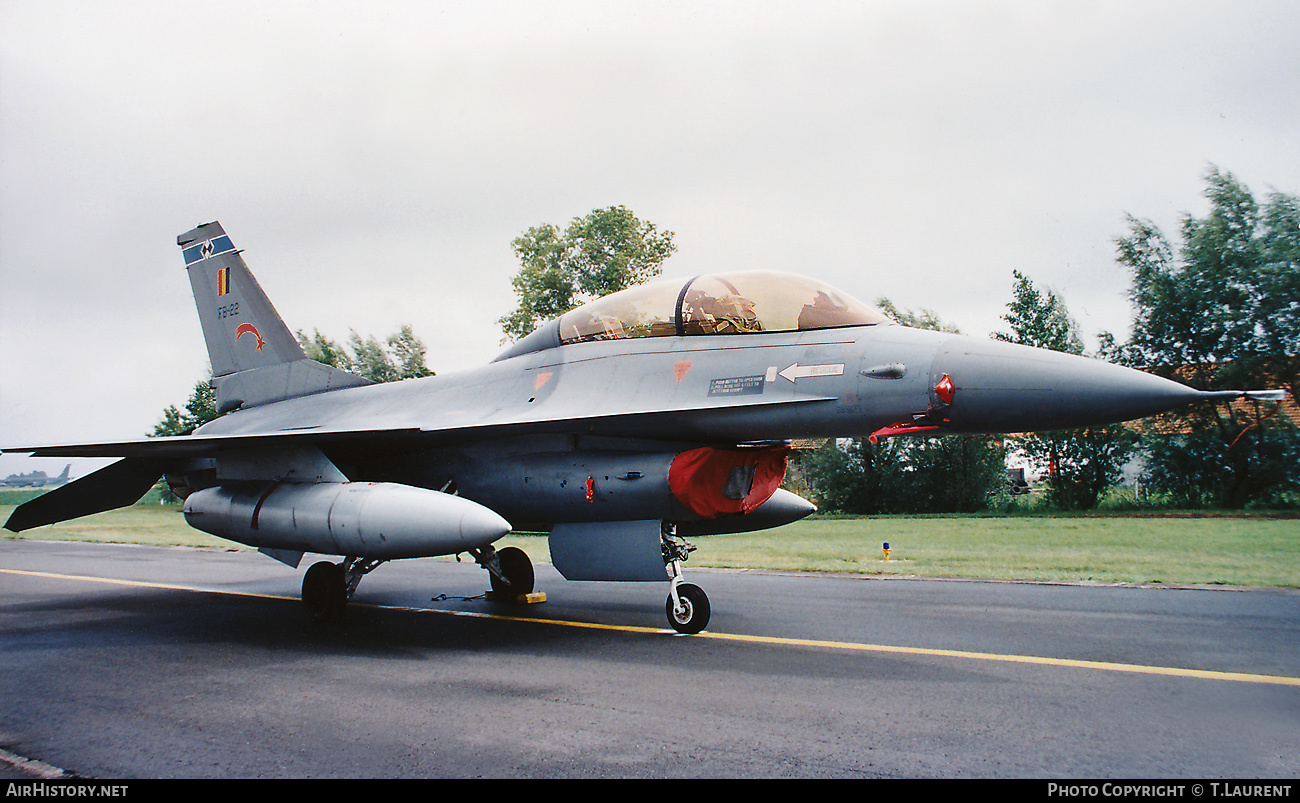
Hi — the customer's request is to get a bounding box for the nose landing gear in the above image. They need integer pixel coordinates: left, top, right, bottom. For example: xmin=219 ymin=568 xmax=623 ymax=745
xmin=666 ymin=581 xmax=710 ymax=635
xmin=662 ymin=524 xmax=710 ymax=634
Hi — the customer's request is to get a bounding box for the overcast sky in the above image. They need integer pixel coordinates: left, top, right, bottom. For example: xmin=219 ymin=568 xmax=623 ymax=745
xmin=2 ymin=0 xmax=1298 ymax=476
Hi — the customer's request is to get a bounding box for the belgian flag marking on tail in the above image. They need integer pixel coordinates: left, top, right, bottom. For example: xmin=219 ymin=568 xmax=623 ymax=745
xmin=216 ymin=268 xmax=230 ymax=296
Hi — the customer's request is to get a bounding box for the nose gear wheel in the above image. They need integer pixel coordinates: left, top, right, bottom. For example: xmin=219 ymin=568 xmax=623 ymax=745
xmin=666 ymin=582 xmax=710 ymax=634
xmin=662 ymin=522 xmax=710 ymax=634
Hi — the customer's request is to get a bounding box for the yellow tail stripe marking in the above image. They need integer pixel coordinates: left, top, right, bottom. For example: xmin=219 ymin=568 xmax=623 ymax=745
xmin=6 ymin=568 xmax=1297 ymax=687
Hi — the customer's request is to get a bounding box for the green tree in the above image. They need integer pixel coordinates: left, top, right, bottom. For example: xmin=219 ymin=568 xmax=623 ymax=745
xmin=874 ymin=297 xmax=961 ymax=333
xmin=994 ymin=271 xmax=1135 ymax=510
xmin=1032 ymin=427 xmax=1138 ymax=510
xmin=1108 ymin=167 xmax=1299 ymax=508
xmin=152 ymin=380 xmax=218 ymax=437
xmin=385 ymin=324 xmax=435 ymax=381
xmin=296 ymin=324 xmax=434 ymax=383
xmin=804 ymin=434 xmax=1006 ymax=515
xmin=993 ymin=269 xmax=1083 ymax=355
xmin=499 ymin=206 xmax=677 ymax=340
xmin=154 ymin=325 xmax=433 ymax=438
xmin=894 ymin=436 xmax=1008 ymax=513
xmin=803 ymin=438 xmax=905 ymax=514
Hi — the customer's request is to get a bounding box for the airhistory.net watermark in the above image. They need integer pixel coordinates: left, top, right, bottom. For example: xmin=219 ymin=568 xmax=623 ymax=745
xmin=5 ymin=784 xmax=127 ymax=797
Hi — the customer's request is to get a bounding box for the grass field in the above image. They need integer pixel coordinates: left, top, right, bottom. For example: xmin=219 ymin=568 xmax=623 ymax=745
xmin=4 ymin=501 xmax=1297 ymax=587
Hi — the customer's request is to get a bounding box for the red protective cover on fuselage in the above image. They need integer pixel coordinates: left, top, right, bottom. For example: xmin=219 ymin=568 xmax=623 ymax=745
xmin=668 ymin=445 xmax=790 ymax=519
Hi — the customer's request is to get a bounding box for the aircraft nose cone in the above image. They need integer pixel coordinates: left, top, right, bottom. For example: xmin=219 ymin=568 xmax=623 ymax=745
xmin=932 ymin=336 xmax=1206 ymax=433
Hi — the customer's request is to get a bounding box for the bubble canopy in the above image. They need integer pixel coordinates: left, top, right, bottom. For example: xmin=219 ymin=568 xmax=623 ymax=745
xmin=496 ymin=271 xmax=893 ymax=360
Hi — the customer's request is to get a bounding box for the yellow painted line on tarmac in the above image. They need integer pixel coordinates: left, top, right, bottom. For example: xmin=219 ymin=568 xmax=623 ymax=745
xmin=475 ymin=609 xmax=1300 ymax=687
xmin=6 ymin=567 xmax=1300 ymax=688
xmin=695 ymin=630 xmax=1300 ymax=687
xmin=0 ymin=567 xmax=295 ymax=603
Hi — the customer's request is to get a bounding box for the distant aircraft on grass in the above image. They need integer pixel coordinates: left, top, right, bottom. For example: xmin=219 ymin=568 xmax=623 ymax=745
xmin=0 ymin=465 xmax=70 ymax=488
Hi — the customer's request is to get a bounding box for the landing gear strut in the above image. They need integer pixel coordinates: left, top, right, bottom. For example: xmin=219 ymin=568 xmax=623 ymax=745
xmin=662 ymin=523 xmax=710 ymax=634
xmin=301 ymin=557 xmax=384 ymax=621
xmin=469 ymin=545 xmax=535 ymax=596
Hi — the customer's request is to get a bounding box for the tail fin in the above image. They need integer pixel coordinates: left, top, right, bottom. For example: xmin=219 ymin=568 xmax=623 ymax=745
xmin=178 ymin=222 xmax=370 ymax=413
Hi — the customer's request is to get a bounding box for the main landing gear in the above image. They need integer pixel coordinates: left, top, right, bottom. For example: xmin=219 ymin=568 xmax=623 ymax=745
xmin=298 ymin=536 xmax=704 ymax=633
xmin=301 ymin=557 xmax=384 ymax=621
xmin=662 ymin=524 xmax=710 ymax=634
xmin=300 ymin=546 xmax=539 ymax=620
xmin=469 ymin=544 xmax=536 ymax=598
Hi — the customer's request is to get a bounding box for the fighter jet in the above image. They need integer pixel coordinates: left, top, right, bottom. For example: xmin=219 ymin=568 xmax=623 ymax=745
xmin=0 ymin=465 xmax=70 ymax=488
xmin=4 ymin=222 xmax=1284 ymax=633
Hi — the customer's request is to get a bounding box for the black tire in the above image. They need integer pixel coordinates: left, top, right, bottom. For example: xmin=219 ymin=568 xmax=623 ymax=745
xmin=302 ymin=561 xmax=346 ymax=621
xmin=490 ymin=546 xmax=534 ymax=596
xmin=665 ymin=583 xmax=710 ymax=634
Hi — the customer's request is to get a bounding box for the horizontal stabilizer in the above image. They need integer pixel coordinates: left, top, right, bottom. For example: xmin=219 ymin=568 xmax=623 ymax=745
xmin=4 ymin=458 xmax=165 ymax=531
xmin=211 ymin=359 xmax=372 ymax=414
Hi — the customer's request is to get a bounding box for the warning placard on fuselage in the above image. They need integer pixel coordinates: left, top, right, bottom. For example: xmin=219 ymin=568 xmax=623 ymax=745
xmin=708 ymin=375 xmax=766 ymax=397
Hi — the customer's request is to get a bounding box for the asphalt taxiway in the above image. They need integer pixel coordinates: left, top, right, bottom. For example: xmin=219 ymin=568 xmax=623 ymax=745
xmin=1 ymin=539 xmax=1297 ymax=778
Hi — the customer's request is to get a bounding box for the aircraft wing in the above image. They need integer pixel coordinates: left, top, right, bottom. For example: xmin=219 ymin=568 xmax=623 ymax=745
xmin=2 ymin=390 xmax=830 ymax=533
xmin=2 ymin=429 xmax=422 ymax=459
xmin=2 ymin=393 xmax=833 ymax=460
xmin=2 ymin=458 xmax=168 ymax=531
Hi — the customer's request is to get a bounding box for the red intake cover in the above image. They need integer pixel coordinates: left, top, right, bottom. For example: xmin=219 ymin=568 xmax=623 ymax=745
xmin=668 ymin=445 xmax=790 ymax=519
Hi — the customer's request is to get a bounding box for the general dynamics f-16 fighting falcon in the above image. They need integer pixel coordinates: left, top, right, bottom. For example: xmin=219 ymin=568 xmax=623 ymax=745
xmin=0 ymin=464 xmax=69 ymax=488
xmin=4 ymin=222 xmax=1285 ymax=632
